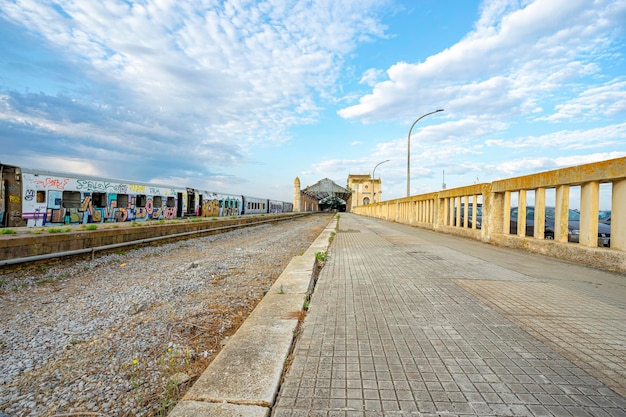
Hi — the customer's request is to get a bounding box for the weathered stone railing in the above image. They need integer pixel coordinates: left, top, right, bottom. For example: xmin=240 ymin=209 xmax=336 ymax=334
xmin=352 ymin=157 xmax=625 ymax=273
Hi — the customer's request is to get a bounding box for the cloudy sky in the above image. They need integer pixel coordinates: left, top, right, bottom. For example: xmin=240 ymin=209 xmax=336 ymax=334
xmin=1 ymin=0 xmax=625 ymax=204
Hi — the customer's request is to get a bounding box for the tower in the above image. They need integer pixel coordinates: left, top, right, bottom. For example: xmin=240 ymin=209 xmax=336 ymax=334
xmin=293 ymin=177 xmax=301 ymax=212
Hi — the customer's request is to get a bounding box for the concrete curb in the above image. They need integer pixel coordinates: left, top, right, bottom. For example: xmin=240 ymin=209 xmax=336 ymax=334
xmin=168 ymin=214 xmax=337 ymax=417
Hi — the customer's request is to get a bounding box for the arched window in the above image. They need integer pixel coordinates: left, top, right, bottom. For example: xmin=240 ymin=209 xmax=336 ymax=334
xmin=363 ymin=197 xmax=370 ymax=205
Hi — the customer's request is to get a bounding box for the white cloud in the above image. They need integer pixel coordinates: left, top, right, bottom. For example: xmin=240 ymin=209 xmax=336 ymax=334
xmin=0 ymin=0 xmax=391 ymax=149
xmin=359 ymin=68 xmax=385 ymax=86
xmin=338 ymin=0 xmax=625 ymax=124
xmin=540 ymin=79 xmax=626 ymax=122
xmin=490 ymin=152 xmax=626 ymax=176
xmin=485 ymin=122 xmax=626 ymax=150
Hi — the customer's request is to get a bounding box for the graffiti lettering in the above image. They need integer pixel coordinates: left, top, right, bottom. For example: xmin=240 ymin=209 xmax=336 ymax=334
xmin=129 ymin=184 xmax=146 ymax=193
xmin=24 ymin=189 xmax=35 ymax=201
xmin=163 ymin=207 xmax=176 ymax=219
xmin=202 ymin=199 xmax=220 ymax=217
xmin=80 ymin=195 xmax=92 ymax=212
xmin=76 ymin=180 xmax=129 ymax=193
xmin=77 ymin=180 xmax=111 ymax=191
xmin=135 ymin=207 xmax=148 ymax=219
xmin=35 ymin=177 xmax=69 ymax=190
xmin=115 ymin=208 xmax=128 ymax=222
xmin=9 ymin=195 xmax=21 ymax=204
xmin=92 ymin=208 xmax=103 ymax=222
xmin=145 ymin=198 xmax=154 ymax=215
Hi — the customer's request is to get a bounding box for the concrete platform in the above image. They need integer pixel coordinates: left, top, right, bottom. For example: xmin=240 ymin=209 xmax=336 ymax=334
xmin=272 ymin=213 xmax=626 ymax=416
xmin=168 ymin=213 xmax=337 ymax=417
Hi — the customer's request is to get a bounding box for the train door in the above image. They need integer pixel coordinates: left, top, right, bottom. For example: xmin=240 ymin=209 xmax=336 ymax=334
xmin=186 ymin=188 xmax=195 ymax=216
xmin=0 ymin=178 xmax=6 ymax=227
xmin=198 ymin=194 xmax=203 ymax=217
xmin=177 ymin=192 xmax=183 ymax=217
xmin=1 ymin=165 xmax=25 ymax=227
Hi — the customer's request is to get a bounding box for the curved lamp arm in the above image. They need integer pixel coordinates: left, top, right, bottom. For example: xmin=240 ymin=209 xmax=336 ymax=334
xmin=407 ymin=109 xmax=444 ymax=197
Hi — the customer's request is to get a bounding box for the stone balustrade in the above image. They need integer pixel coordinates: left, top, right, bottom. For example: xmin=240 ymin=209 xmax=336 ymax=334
xmin=352 ymin=157 xmax=625 ymax=273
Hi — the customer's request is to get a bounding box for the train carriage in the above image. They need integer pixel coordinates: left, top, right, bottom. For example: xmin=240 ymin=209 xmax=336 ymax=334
xmin=269 ymin=200 xmax=285 ymax=213
xmin=242 ymin=195 xmax=268 ymax=215
xmin=13 ymin=167 xmax=187 ymax=227
xmin=1 ymin=163 xmax=293 ymax=228
xmin=194 ymin=190 xmax=243 ymax=218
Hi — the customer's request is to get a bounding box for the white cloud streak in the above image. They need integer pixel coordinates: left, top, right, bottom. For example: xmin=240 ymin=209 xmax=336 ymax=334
xmin=0 ymin=0 xmax=391 ymax=152
xmin=338 ymin=0 xmax=626 ymax=124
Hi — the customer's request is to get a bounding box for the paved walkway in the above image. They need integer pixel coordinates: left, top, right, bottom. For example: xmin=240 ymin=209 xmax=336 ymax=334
xmin=272 ymin=213 xmax=626 ymax=417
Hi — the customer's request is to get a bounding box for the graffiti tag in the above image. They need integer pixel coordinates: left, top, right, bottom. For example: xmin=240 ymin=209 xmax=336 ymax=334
xmin=24 ymin=189 xmax=35 ymax=201
xmin=129 ymin=184 xmax=146 ymax=193
xmin=76 ymin=180 xmax=129 ymax=193
xmin=35 ymin=177 xmax=69 ymax=190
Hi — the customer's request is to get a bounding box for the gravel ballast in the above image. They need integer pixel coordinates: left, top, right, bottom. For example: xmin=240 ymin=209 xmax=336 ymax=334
xmin=0 ymin=214 xmax=333 ymax=416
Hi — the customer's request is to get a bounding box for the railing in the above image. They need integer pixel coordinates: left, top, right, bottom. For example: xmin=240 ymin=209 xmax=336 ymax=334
xmin=352 ymin=157 xmax=625 ymax=273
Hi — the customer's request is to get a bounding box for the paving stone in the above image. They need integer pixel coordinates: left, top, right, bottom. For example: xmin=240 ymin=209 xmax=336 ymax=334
xmin=271 ymin=214 xmax=626 ymax=416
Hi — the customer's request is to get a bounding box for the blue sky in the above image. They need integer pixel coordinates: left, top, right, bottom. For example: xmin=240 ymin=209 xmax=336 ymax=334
xmin=1 ymin=0 xmax=625 ymax=204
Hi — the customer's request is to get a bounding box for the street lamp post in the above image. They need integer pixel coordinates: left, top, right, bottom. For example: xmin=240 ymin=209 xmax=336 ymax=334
xmin=407 ymin=109 xmax=444 ymax=197
xmin=372 ymin=159 xmax=390 ymax=203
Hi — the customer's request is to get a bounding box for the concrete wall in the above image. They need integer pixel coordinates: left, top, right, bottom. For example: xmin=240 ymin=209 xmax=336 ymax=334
xmin=0 ymin=213 xmax=305 ymax=263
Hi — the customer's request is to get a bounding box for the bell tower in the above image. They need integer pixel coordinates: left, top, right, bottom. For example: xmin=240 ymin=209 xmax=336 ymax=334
xmin=293 ymin=177 xmax=301 ymax=212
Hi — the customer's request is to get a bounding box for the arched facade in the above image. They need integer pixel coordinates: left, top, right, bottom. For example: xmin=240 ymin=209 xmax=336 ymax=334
xmin=347 ymin=174 xmax=382 ymax=211
xmin=293 ymin=177 xmax=352 ymax=212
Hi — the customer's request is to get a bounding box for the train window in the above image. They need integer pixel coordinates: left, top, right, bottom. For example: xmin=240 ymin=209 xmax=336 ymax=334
xmin=153 ymin=196 xmax=162 ymax=207
xmin=117 ymin=194 xmax=129 ymax=208
xmin=136 ymin=194 xmax=147 ymax=208
xmin=62 ymin=191 xmax=81 ymax=208
xmin=92 ymin=192 xmax=107 ymax=208
xmin=37 ymin=191 xmax=45 ymax=203
xmin=166 ymin=197 xmax=175 ymax=207
xmin=219 ymin=200 xmax=223 ymax=208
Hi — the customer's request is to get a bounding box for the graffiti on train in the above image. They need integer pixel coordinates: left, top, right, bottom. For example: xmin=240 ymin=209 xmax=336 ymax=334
xmin=1 ymin=164 xmax=293 ymax=228
xmin=34 ymin=177 xmax=70 ymax=190
xmin=199 ymin=198 xmax=240 ymax=218
xmin=76 ymin=180 xmax=129 ymax=193
xmin=39 ymin=192 xmax=177 ymax=225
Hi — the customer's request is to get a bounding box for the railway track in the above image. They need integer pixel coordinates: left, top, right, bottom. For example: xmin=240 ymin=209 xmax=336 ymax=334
xmin=0 ymin=213 xmax=308 ymax=268
xmin=0 ymin=213 xmax=334 ymax=416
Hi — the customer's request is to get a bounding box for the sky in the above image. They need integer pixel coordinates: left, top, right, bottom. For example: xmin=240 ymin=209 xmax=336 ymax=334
xmin=1 ymin=0 xmax=625 ymax=206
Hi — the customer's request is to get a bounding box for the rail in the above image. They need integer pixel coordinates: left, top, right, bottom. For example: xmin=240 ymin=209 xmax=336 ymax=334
xmin=352 ymin=157 xmax=625 ymax=273
xmin=0 ymin=214 xmax=308 ymax=267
